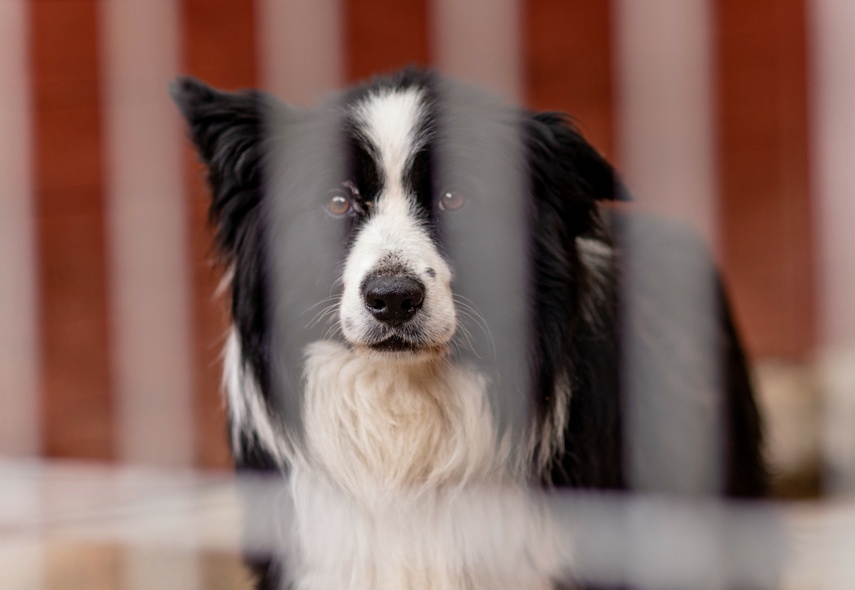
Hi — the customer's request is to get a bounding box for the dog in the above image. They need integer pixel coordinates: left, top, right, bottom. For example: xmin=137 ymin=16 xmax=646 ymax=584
xmin=171 ymin=68 xmax=768 ymax=590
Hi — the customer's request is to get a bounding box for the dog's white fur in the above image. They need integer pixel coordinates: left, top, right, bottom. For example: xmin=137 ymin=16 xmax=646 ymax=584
xmin=288 ymin=473 xmax=558 ymax=590
xmin=352 ymin=88 xmax=426 ymax=189
xmin=340 ymin=88 xmax=457 ymax=352
xmin=302 ymin=340 xmax=503 ymax=499
xmin=224 ymin=330 xmax=559 ymax=589
xmin=223 ymin=329 xmax=289 ymax=465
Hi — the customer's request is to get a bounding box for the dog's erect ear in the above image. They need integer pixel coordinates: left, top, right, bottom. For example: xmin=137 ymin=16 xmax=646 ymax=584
xmin=528 ymin=112 xmax=629 ymax=202
xmin=170 ymin=77 xmax=270 ymax=256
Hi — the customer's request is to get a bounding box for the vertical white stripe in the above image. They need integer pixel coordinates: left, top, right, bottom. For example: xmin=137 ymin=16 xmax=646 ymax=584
xmin=432 ymin=0 xmax=522 ymax=103
xmin=614 ymin=0 xmax=721 ymax=488
xmin=256 ymin=0 xmax=345 ymax=434
xmin=809 ymin=0 xmax=855 ymax=499
xmin=101 ymin=0 xmax=195 ymax=467
xmin=101 ymin=0 xmax=200 ymax=589
xmin=431 ymin=0 xmax=527 ymax=445
xmin=100 ymin=0 xmax=200 ymax=586
xmin=0 ymin=6 xmax=42 ymax=588
xmin=257 ymin=0 xmax=343 ymax=103
xmin=0 ymin=0 xmax=40 ymax=457
xmin=614 ymin=0 xmax=718 ymax=243
xmin=614 ymin=2 xmax=723 ymax=587
xmin=431 ymin=80 xmax=531 ymax=459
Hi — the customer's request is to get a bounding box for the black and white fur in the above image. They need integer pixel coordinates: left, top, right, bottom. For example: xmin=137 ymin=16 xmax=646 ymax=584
xmin=171 ymin=68 xmax=767 ymax=590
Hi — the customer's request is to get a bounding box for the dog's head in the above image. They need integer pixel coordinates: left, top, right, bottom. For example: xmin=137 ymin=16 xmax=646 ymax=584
xmin=171 ymin=69 xmax=623 ymax=369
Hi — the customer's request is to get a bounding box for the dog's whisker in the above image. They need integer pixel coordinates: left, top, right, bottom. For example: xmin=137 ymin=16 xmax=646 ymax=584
xmin=452 ymin=296 xmax=496 ymax=359
xmin=305 ymin=306 xmax=341 ymax=331
xmin=452 ymin=323 xmax=482 ymax=360
xmin=451 ymin=312 xmax=477 ymax=345
xmin=328 ymin=276 xmax=345 ymax=298
xmin=300 ymin=295 xmax=342 ymax=318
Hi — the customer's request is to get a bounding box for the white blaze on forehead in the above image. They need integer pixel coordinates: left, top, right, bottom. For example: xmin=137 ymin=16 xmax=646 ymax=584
xmin=353 ymin=88 xmax=426 ymax=198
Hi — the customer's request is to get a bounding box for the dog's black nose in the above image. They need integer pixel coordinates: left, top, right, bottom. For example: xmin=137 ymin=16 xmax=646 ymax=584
xmin=362 ymin=276 xmax=425 ymax=325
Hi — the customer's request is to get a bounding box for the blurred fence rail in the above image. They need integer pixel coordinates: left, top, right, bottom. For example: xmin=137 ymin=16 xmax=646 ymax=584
xmin=0 ymin=461 xmax=853 ymax=589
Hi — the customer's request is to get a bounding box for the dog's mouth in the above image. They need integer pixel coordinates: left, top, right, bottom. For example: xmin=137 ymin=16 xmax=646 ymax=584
xmin=367 ymin=335 xmax=424 ymax=353
xmin=354 ymin=331 xmax=449 ymax=356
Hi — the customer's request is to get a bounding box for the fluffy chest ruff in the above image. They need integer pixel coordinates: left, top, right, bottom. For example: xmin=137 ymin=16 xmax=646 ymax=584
xmin=301 ymin=341 xmax=504 ymax=498
xmin=288 ymin=471 xmax=555 ymax=590
xmin=225 ymin=332 xmax=553 ymax=589
xmin=293 ymin=343 xmax=554 ymax=590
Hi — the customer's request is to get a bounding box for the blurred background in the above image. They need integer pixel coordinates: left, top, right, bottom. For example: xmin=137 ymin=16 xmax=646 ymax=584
xmin=1 ymin=0 xmax=853 ymax=587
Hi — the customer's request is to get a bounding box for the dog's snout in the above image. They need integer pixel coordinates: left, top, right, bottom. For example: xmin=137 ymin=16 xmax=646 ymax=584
xmin=362 ymin=276 xmax=425 ymax=325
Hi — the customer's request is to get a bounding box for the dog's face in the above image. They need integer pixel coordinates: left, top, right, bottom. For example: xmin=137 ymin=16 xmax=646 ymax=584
xmin=335 ymin=86 xmax=457 ymax=356
xmin=172 ymin=67 xmax=626 ymax=490
xmin=171 ymin=68 xmax=622 ymax=377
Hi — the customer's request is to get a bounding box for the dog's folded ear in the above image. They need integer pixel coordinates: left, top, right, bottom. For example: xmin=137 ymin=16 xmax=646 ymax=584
xmin=528 ymin=112 xmax=629 ymax=202
xmin=170 ymin=77 xmax=271 ymax=256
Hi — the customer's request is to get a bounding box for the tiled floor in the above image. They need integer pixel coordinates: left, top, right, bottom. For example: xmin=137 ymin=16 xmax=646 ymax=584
xmin=3 ymin=481 xmax=852 ymax=590
xmin=0 ymin=461 xmax=251 ymax=590
xmin=35 ymin=544 xmax=249 ymax=590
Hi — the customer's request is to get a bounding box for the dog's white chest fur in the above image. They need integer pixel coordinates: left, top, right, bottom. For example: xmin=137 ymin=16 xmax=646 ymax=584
xmin=288 ymin=472 xmax=555 ymax=590
xmin=289 ymin=342 xmax=555 ymax=590
xmin=302 ymin=341 xmax=502 ymax=499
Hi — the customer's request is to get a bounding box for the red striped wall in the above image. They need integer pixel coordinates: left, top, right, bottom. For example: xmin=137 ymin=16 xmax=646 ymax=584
xmin=24 ymin=0 xmax=815 ymax=463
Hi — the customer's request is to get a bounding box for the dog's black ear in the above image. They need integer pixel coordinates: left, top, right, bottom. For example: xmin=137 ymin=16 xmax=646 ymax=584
xmin=170 ymin=77 xmax=270 ymax=256
xmin=528 ymin=112 xmax=629 ymax=202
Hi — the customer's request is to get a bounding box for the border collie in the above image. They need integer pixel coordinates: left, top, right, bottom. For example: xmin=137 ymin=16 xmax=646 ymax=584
xmin=171 ymin=68 xmax=767 ymax=590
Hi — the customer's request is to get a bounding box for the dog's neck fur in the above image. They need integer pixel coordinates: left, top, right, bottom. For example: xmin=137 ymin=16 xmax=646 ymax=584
xmin=225 ymin=334 xmax=556 ymax=589
xmin=294 ymin=342 xmax=551 ymax=590
xmin=301 ymin=341 xmax=509 ymax=502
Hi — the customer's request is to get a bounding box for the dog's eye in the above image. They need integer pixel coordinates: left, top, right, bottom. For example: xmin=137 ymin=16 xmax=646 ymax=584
xmin=438 ymin=190 xmax=465 ymax=212
xmin=326 ymin=182 xmax=360 ymax=217
xmin=327 ymin=193 xmax=351 ymax=216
